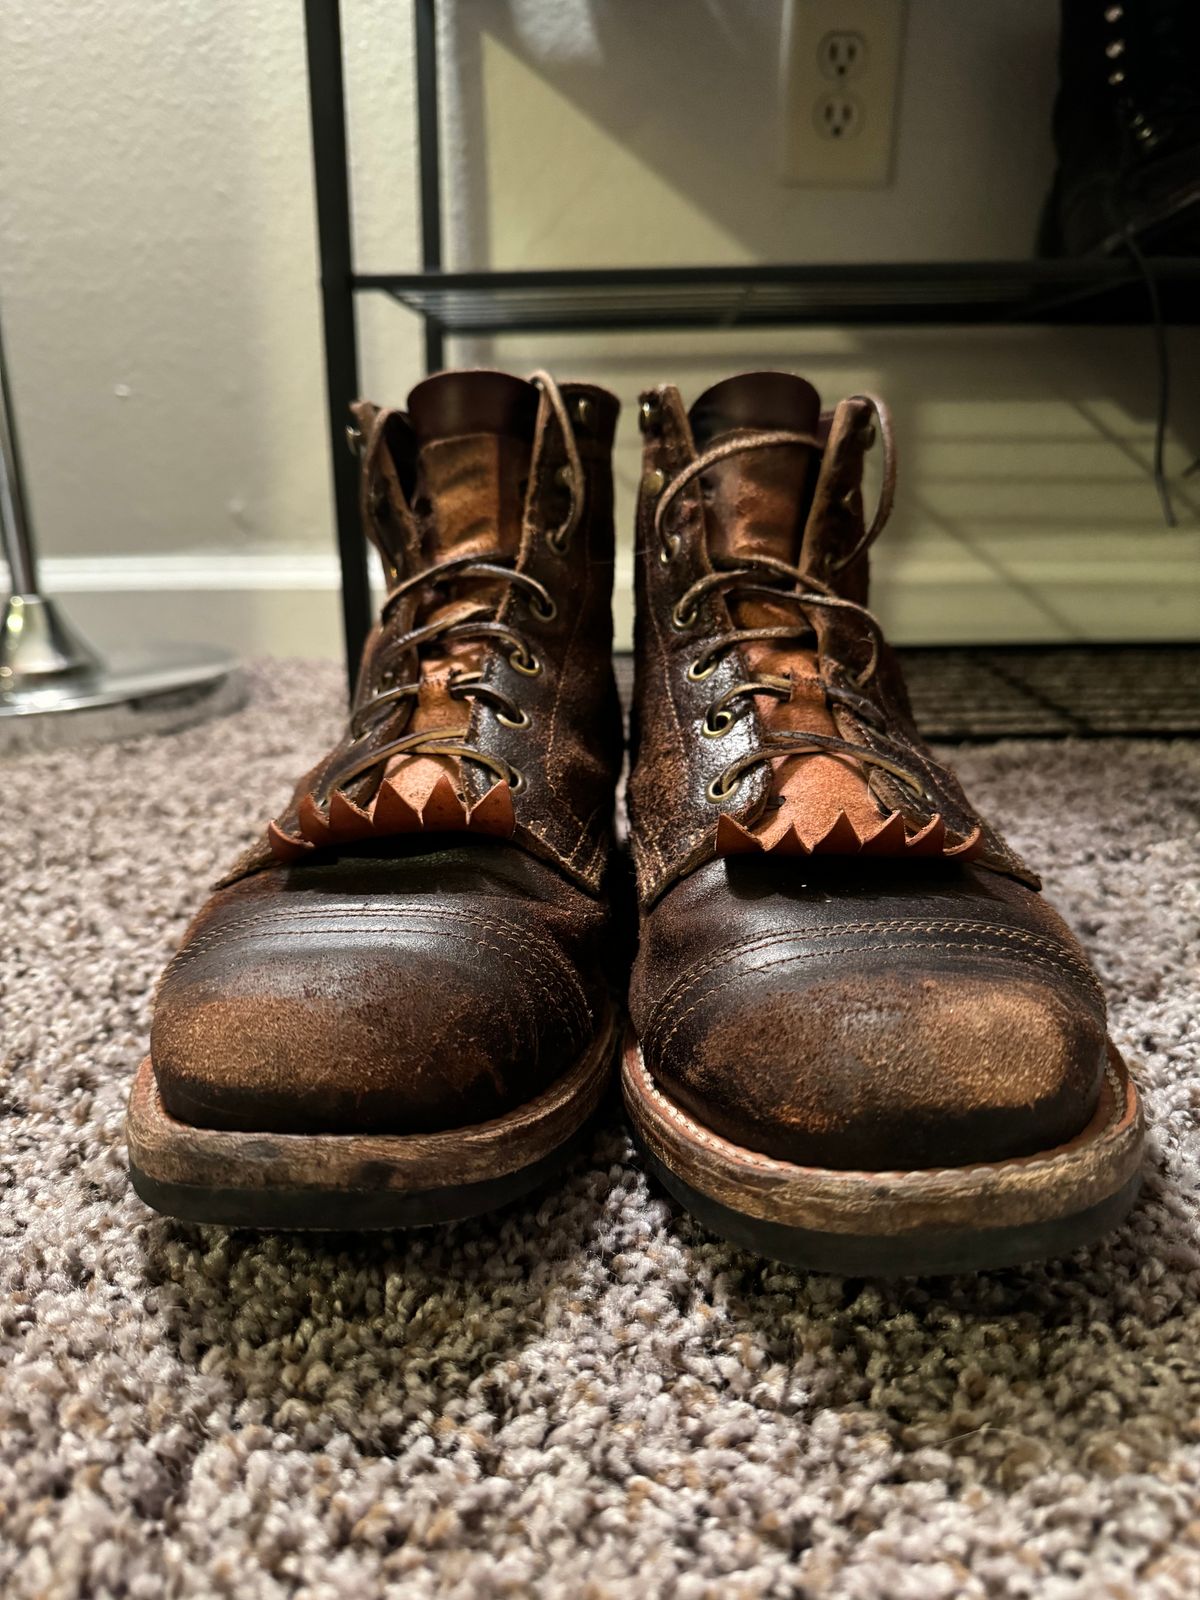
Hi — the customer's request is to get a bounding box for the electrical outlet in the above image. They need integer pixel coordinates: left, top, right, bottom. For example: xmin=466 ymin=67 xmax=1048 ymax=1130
xmin=818 ymin=31 xmax=868 ymax=81
xmin=816 ymin=92 xmax=863 ymax=140
xmin=779 ymin=0 xmax=905 ymax=187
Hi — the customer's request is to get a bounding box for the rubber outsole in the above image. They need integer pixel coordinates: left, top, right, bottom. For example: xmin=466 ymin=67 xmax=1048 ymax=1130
xmin=622 ymin=1034 xmax=1146 ymax=1277
xmin=127 ymin=1008 xmax=618 ymax=1231
xmin=636 ymin=1141 xmax=1143 ymax=1276
xmin=129 ymin=1123 xmax=593 ymax=1231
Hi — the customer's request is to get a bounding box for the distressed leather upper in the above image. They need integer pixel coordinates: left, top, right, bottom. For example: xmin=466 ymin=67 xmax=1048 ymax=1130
xmin=627 ymin=371 xmax=1112 ymax=1172
xmin=152 ymin=370 xmax=624 ymax=1137
xmin=630 ymin=855 xmax=1109 ymax=1171
xmin=153 ymin=838 xmax=618 ymax=1135
xmin=627 ymin=375 xmax=1032 ymax=907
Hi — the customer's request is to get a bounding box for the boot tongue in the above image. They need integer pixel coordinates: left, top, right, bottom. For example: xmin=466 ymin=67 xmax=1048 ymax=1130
xmin=688 ymin=371 xmax=822 ymax=566
xmin=406 ymin=370 xmax=540 ymax=560
xmin=690 ymin=375 xmax=880 ymax=851
xmin=386 ymin=370 xmax=543 ymax=803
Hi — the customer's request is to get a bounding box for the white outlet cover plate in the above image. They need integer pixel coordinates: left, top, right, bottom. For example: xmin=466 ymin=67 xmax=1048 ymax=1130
xmin=779 ymin=0 xmax=906 ymax=188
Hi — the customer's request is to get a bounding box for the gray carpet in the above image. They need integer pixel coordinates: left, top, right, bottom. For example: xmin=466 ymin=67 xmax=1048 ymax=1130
xmin=3 ymin=660 xmax=1199 ymax=1600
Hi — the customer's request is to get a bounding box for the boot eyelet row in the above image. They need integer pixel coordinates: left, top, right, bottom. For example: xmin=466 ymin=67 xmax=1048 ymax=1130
xmin=546 ymin=465 xmax=577 ymax=555
xmin=509 ymin=649 xmax=543 ymax=678
xmin=705 ymin=772 xmax=741 ymax=804
xmin=639 ymin=396 xmax=662 ymax=432
xmin=701 ymin=708 xmax=734 ymax=739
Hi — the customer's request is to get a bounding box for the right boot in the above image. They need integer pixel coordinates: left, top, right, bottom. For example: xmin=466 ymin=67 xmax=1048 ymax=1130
xmin=621 ymin=370 xmax=1145 ymax=1276
xmin=127 ymin=370 xmax=625 ymax=1229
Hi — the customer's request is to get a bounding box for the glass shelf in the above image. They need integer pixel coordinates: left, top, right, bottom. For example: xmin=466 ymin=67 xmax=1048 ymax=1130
xmin=356 ymin=259 xmax=1200 ymax=334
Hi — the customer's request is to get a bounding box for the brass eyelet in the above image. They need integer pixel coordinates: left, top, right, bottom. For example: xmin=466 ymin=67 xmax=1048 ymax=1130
xmin=508 ymin=765 xmax=526 ymax=794
xmin=496 ymin=707 xmax=531 ymax=730
xmin=639 ymin=396 xmax=662 ymax=432
xmin=572 ymin=396 xmax=593 ymax=428
xmin=706 ymin=772 xmax=741 ymax=804
xmin=529 ymin=591 xmax=558 ymax=622
xmin=345 ymin=423 xmax=364 ymax=458
xmin=555 ymin=464 xmax=573 ymax=490
xmin=671 ymin=601 xmax=696 ymax=631
xmin=642 ymin=466 xmax=666 ymax=499
xmin=701 ymin=708 xmax=734 ymax=739
xmin=509 ymin=649 xmax=543 ymax=678
xmin=547 ymin=529 xmax=570 ymax=556
xmin=657 ymin=533 xmax=680 ymax=567
xmin=687 ymin=654 xmax=717 ymax=682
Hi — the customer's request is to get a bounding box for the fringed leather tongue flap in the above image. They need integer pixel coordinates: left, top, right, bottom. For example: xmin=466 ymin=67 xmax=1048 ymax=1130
xmin=267 ymin=773 xmax=516 ymax=864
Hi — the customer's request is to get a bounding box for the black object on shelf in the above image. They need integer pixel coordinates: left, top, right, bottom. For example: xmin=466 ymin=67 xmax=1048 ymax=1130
xmin=303 ymin=0 xmax=1200 ymax=690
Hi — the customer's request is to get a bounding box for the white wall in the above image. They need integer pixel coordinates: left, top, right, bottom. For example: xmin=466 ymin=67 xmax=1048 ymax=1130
xmin=1 ymin=0 xmax=1197 ymax=666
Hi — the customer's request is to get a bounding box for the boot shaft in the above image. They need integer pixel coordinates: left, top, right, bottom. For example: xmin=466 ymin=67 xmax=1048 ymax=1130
xmin=627 ymin=371 xmax=1032 ymax=904
xmin=240 ymin=370 xmax=624 ymax=893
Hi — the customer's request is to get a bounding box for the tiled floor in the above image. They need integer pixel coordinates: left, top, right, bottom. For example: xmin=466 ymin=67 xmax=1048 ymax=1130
xmin=615 ymin=645 xmax=1200 ymax=739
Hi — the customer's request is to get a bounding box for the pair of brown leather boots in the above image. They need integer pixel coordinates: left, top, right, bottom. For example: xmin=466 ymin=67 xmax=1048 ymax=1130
xmin=126 ymin=369 xmax=1144 ymax=1276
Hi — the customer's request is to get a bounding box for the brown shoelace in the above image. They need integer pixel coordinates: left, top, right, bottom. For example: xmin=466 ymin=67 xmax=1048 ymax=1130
xmin=654 ymin=398 xmax=933 ymax=806
xmin=317 ymin=371 xmax=583 ymax=806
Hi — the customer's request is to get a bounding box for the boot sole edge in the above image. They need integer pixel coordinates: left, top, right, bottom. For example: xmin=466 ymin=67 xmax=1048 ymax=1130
xmin=125 ymin=1007 xmax=619 ymax=1230
xmin=622 ymin=1032 xmax=1145 ymax=1276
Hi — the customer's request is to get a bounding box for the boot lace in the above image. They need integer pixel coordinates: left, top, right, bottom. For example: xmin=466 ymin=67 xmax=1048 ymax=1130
xmin=655 ymin=398 xmax=933 ymax=807
xmin=317 ymin=370 xmax=583 ymax=806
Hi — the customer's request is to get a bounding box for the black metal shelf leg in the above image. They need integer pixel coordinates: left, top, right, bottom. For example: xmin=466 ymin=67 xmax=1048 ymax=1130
xmin=305 ymin=0 xmax=370 ymax=694
xmin=415 ymin=0 xmax=445 ymax=374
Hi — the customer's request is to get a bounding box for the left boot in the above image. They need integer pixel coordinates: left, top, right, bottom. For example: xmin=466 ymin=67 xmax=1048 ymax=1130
xmin=127 ymin=369 xmax=625 ymax=1229
xmin=622 ymin=371 xmax=1145 ymax=1275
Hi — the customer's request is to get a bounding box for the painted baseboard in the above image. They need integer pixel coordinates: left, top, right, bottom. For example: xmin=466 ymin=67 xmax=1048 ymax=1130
xmin=33 ymin=549 xmax=1200 ymax=662
xmin=40 ymin=552 xmax=355 ymax=662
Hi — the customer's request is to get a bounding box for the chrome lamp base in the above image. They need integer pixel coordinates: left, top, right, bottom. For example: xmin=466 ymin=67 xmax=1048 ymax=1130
xmin=0 ymin=593 xmax=244 ymax=755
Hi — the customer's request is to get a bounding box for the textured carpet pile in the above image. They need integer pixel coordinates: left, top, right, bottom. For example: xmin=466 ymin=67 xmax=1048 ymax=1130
xmin=2 ymin=661 xmax=1199 ymax=1599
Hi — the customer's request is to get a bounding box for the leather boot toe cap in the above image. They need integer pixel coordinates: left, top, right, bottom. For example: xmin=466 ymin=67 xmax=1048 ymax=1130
xmin=151 ymin=894 xmax=594 ymax=1136
xmin=641 ymin=944 xmax=1109 ymax=1172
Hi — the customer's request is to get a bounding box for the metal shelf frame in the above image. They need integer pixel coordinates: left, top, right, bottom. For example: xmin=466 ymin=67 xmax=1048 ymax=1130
xmin=303 ymin=0 xmax=1200 ymax=686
